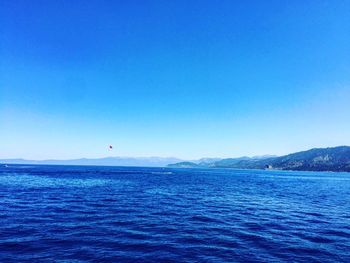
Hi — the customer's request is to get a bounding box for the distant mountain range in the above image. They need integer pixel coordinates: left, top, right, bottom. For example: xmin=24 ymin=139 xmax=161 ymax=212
xmin=168 ymin=146 xmax=350 ymax=172
xmin=2 ymin=146 xmax=350 ymax=172
xmin=0 ymin=157 xmax=184 ymax=167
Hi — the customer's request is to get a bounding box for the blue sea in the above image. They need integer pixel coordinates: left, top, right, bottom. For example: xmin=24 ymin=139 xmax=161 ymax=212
xmin=0 ymin=165 xmax=350 ymax=262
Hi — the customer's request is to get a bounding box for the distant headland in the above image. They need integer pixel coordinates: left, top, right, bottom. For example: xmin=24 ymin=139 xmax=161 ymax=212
xmin=168 ymin=146 xmax=350 ymax=172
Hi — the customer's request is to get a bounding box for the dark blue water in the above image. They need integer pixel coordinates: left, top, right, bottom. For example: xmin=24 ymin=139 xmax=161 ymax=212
xmin=0 ymin=165 xmax=350 ymax=262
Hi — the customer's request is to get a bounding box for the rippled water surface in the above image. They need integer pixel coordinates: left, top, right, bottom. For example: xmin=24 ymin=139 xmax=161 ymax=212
xmin=1 ymin=165 xmax=350 ymax=262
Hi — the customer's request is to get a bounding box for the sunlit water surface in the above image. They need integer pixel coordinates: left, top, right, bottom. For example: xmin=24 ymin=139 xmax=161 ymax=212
xmin=0 ymin=165 xmax=350 ymax=262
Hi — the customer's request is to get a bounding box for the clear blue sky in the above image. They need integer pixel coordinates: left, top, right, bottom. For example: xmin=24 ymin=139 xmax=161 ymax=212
xmin=1 ymin=0 xmax=350 ymax=159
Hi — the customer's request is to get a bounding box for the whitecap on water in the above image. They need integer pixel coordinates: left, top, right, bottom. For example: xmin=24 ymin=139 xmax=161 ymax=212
xmin=150 ymin=171 xmax=173 ymax=175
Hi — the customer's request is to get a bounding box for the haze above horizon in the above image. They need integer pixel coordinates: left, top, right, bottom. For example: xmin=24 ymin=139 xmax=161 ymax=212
xmin=1 ymin=0 xmax=350 ymax=160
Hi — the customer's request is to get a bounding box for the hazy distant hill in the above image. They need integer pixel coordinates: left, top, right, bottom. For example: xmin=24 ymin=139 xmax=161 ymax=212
xmin=3 ymin=146 xmax=350 ymax=172
xmin=168 ymin=146 xmax=350 ymax=172
xmin=167 ymin=161 xmax=200 ymax=168
xmin=167 ymin=156 xmax=265 ymax=168
xmin=0 ymin=157 xmax=183 ymax=167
